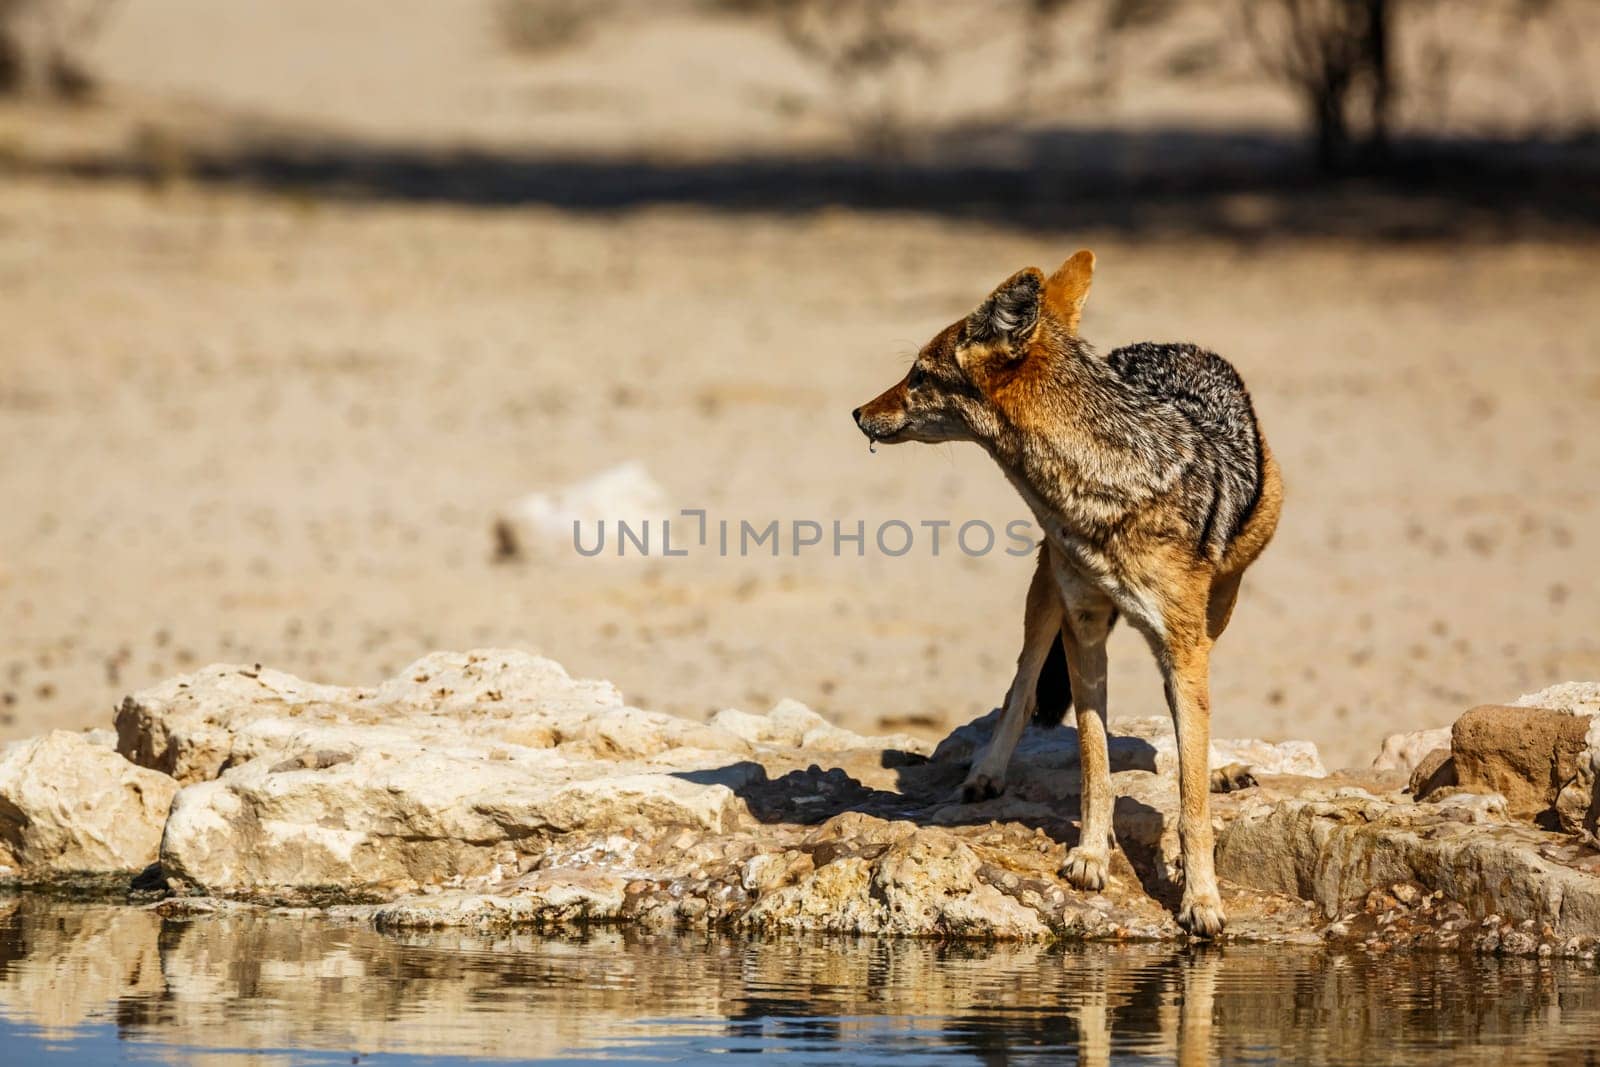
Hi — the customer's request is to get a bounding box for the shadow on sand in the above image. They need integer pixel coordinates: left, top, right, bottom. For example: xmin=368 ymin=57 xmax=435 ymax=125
xmin=25 ymin=119 xmax=1600 ymax=241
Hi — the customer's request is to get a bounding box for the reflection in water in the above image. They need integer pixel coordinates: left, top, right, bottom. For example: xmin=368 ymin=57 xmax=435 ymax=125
xmin=1 ymin=898 xmax=1598 ymax=1065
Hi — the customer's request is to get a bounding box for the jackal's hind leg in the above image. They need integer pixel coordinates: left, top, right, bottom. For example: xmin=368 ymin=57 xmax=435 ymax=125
xmin=1209 ymin=762 xmax=1257 ymax=793
xmin=1162 ymin=634 xmax=1225 ymax=936
xmin=961 ymin=548 xmax=1064 ymax=803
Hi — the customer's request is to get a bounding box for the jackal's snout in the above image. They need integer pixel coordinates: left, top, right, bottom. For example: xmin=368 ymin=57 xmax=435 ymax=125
xmin=851 ymin=381 xmax=911 ymax=444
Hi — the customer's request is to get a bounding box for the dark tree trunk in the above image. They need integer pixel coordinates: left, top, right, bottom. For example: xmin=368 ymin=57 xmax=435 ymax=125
xmin=1312 ymin=80 xmax=1351 ymax=174
xmin=1362 ymin=0 xmax=1394 ymax=165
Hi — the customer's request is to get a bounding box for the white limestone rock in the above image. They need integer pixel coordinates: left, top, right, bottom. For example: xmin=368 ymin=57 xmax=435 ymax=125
xmin=0 ymin=731 xmax=177 ymax=876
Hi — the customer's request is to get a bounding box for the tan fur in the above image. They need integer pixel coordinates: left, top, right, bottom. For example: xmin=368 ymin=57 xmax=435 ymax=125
xmin=1044 ymin=249 xmax=1095 ymax=333
xmin=853 ymin=249 xmax=1282 ymax=936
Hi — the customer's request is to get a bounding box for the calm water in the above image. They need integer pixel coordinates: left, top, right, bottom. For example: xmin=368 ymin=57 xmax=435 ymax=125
xmin=2 ymin=898 xmax=1598 ymax=1065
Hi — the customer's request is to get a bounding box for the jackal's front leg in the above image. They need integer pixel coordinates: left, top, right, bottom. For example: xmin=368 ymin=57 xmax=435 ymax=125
xmin=1161 ymin=636 xmax=1224 ymax=936
xmin=1058 ymin=601 xmax=1116 ymax=893
xmin=961 ymin=549 xmax=1063 ymax=802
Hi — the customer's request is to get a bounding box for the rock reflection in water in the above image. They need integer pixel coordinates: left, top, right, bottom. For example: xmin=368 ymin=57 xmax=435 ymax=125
xmin=1 ymin=898 xmax=1598 ymax=1065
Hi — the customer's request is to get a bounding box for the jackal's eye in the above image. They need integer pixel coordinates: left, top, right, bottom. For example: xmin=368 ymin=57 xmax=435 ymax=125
xmin=907 ymin=365 xmax=926 ymax=390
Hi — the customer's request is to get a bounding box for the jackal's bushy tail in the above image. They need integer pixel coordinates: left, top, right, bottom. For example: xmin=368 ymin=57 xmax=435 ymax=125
xmin=1032 ymin=634 xmax=1072 ymax=727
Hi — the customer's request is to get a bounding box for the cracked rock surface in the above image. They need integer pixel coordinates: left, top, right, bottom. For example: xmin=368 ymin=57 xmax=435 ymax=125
xmin=0 ymin=651 xmax=1594 ymax=956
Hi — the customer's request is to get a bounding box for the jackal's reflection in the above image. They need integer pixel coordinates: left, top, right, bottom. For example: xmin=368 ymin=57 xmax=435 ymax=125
xmin=1 ymin=900 xmax=1597 ymax=1066
xmin=924 ymin=944 xmax=1220 ymax=1067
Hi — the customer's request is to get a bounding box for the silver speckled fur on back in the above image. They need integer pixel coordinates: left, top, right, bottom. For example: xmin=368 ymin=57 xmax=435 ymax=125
xmin=1107 ymin=342 xmax=1263 ymax=563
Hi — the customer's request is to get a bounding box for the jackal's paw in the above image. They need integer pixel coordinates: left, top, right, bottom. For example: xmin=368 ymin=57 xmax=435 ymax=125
xmin=1177 ymin=892 xmax=1227 ymax=938
xmin=1209 ymin=763 xmax=1258 ymax=794
xmin=1060 ymin=848 xmax=1109 ymax=892
xmin=958 ymin=769 xmax=1006 ymax=804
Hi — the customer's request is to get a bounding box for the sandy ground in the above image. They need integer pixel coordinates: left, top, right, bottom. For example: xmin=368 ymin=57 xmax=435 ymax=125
xmin=1 ymin=2 xmax=1597 ymax=768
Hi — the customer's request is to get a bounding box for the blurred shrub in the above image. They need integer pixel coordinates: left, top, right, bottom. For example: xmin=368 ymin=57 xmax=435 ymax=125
xmin=772 ymin=0 xmax=945 ymax=159
xmin=496 ymin=0 xmax=611 ymax=55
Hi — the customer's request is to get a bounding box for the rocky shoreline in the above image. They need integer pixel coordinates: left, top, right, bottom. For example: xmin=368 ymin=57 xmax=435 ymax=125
xmin=2 ymin=651 xmax=1597 ymax=959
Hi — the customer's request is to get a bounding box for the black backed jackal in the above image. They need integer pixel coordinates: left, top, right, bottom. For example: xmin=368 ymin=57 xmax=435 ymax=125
xmin=852 ymin=251 xmax=1283 ymax=936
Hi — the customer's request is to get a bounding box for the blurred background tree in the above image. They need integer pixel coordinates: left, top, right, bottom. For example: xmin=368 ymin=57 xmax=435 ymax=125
xmin=0 ymin=0 xmax=117 ymax=100
xmin=1229 ymin=0 xmax=1588 ymax=171
xmin=1021 ymin=0 xmax=1592 ymax=172
xmin=712 ymin=0 xmax=1592 ymax=172
xmin=1239 ymin=0 xmax=1396 ymax=170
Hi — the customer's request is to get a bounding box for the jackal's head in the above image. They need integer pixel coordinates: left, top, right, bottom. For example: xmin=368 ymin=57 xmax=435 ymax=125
xmin=852 ymin=250 xmax=1095 ymax=447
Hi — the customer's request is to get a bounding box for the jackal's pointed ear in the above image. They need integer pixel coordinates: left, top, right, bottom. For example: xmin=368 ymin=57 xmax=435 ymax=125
xmin=1044 ymin=250 xmax=1095 ymax=333
xmin=965 ymin=267 xmax=1044 ymax=349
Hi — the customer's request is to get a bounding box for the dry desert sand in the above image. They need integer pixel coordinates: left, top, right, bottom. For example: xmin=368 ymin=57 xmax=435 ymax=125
xmin=1 ymin=1 xmax=1597 ymax=769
